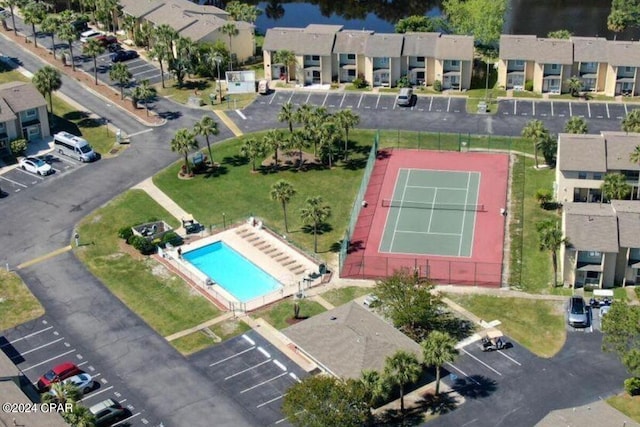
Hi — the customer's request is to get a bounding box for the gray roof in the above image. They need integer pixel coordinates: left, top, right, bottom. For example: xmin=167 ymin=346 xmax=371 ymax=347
xmin=536 ymin=38 xmax=573 ymax=64
xmin=611 ymin=200 xmax=640 ymax=248
xmin=334 ymin=30 xmax=372 ymax=54
xmin=0 ymin=97 xmax=16 ymax=122
xmin=305 ymin=24 xmax=344 ymax=34
xmin=263 ymin=27 xmax=336 ymax=55
xmin=364 ymin=33 xmax=404 ymax=58
xmin=282 ymin=302 xmax=422 ymax=379
xmin=563 ymin=203 xmax=619 ymax=252
xmin=402 ymin=32 xmax=440 ymax=57
xmin=603 ymin=132 xmax=640 ymax=171
xmin=119 ymin=0 xmax=165 ymax=18
xmin=499 ymin=35 xmax=572 ymax=64
xmin=0 ymin=81 xmax=46 ymax=113
xmin=120 ymin=0 xmax=229 ymax=20
xmin=571 ymin=37 xmax=609 ymax=63
xmin=500 ymin=35 xmax=538 ymax=61
xmin=608 ymin=41 xmax=640 ymax=67
xmin=557 ymin=133 xmax=607 ymax=172
xmin=436 ymin=35 xmax=474 ymax=60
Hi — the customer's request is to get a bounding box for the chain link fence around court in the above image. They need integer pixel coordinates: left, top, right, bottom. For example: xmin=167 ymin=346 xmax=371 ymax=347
xmin=379 ymin=130 xmax=531 ymax=154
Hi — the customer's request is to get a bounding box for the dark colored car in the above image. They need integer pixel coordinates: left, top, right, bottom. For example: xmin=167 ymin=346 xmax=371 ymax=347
xmin=95 ymin=35 xmax=118 ymax=47
xmin=110 ymin=50 xmax=139 ymax=63
xmin=107 ymin=43 xmax=122 ymax=53
xmin=90 ymin=399 xmax=128 ymax=427
xmin=37 ymin=362 xmax=83 ymax=391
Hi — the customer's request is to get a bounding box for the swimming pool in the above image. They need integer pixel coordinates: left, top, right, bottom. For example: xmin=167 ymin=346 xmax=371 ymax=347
xmin=183 ymin=241 xmax=282 ymax=302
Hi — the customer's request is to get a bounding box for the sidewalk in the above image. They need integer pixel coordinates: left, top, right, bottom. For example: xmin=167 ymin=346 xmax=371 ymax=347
xmin=132 ymin=177 xmax=191 ymax=224
xmin=165 ymin=311 xmax=235 ymax=341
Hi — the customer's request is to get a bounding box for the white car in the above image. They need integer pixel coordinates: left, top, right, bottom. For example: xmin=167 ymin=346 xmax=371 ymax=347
xmin=49 ymin=373 xmax=94 ymax=395
xmin=80 ymin=29 xmax=103 ymax=43
xmin=363 ymin=294 xmax=379 ymax=307
xmin=19 ymin=157 xmax=52 ymax=175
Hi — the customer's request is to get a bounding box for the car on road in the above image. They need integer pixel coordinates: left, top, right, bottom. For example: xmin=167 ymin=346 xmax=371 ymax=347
xmin=110 ymin=50 xmax=139 ymax=62
xmin=19 ymin=156 xmax=52 ymax=176
xmin=95 ymin=35 xmax=118 ymax=48
xmin=80 ymin=29 xmax=103 ymax=43
xmin=49 ymin=373 xmax=94 ymax=395
xmin=37 ymin=362 xmax=83 ymax=391
xmin=89 ymin=399 xmax=127 ymax=427
xmin=568 ymin=296 xmax=588 ymax=327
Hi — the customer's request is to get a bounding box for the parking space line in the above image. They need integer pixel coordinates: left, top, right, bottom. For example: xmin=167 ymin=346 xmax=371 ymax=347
xmin=322 ymin=93 xmax=328 ymax=107
xmin=242 ymin=334 xmax=255 ymax=346
xmin=532 ymin=102 xmax=535 ymax=116
xmin=445 ymin=362 xmax=480 ymax=385
xmin=429 ymin=97 xmax=433 ymax=111
xmin=273 ymin=360 xmax=286 ymax=371
xmin=78 ymin=385 xmax=113 ymax=402
xmin=339 ymin=93 xmax=346 ymax=108
xmin=606 ymin=103 xmax=610 ymax=118
xmin=54 ymin=156 xmax=79 ymax=166
xmin=133 ymin=69 xmax=160 ymax=77
xmin=127 ymin=64 xmax=150 ymax=71
xmin=15 ymin=168 xmax=44 ymax=181
xmin=128 ymin=129 xmax=154 ymax=137
xmin=257 ymin=393 xmax=286 ymax=408
xmin=258 ymin=347 xmax=270 ymax=358
xmin=0 ymin=327 xmax=53 ymax=348
xmin=268 ymin=93 xmax=276 ymax=105
xmin=240 ymin=372 xmax=289 ymax=394
xmin=461 ymin=349 xmax=502 ymax=376
xmin=305 ymin=92 xmax=311 ymax=104
xmin=514 ymin=100 xmax=517 ymax=115
xmin=209 ymin=346 xmax=256 ymax=366
xmin=225 ymin=359 xmax=271 ymax=380
xmin=447 ymin=97 xmax=451 ymax=112
xmin=375 ymin=94 xmax=381 ymax=109
xmin=587 ymin=103 xmax=591 ymax=118
xmin=0 ymin=175 xmax=28 ymax=188
xmin=113 ymin=412 xmax=140 ymax=426
xmin=21 ymin=349 xmax=76 ymax=372
xmin=569 ymin=102 xmax=572 ymax=116
xmin=13 ymin=338 xmax=64 ymax=357
xmin=275 ymin=417 xmax=287 ymax=424
xmin=497 ymin=351 xmax=522 ymax=366
xmin=625 ymin=103 xmax=629 ymax=115
xmin=551 ymin=101 xmax=554 ymax=116
xmin=287 ymin=92 xmax=294 ymax=103
xmin=235 ymin=110 xmax=247 ymax=120
xmin=357 ymin=93 xmax=364 ymax=108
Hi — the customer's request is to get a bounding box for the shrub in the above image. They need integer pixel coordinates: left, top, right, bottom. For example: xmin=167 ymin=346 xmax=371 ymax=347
xmin=525 ymin=80 xmax=534 ymax=91
xmin=635 ymin=286 xmax=640 ymax=299
xmin=624 ymin=377 xmax=640 ymax=396
xmin=433 ymin=80 xmax=442 ymax=92
xmin=130 ymin=235 xmax=156 ymax=255
xmin=396 ymin=75 xmax=411 ymax=88
xmin=10 ymin=139 xmax=27 ymax=157
xmin=162 ymin=231 xmax=183 ymax=247
xmin=535 ymin=188 xmax=553 ymax=208
xmin=118 ymin=227 xmax=134 ymax=241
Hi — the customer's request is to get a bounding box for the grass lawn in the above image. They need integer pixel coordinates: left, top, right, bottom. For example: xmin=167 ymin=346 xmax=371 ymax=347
xmin=172 ymin=319 xmax=251 ymax=355
xmin=321 ymin=286 xmax=372 ymax=307
xmin=465 ymin=88 xmax=507 ymax=114
xmin=156 ymin=79 xmax=257 ymax=111
xmin=0 ymin=270 xmax=45 ymax=331
xmin=608 ymin=394 xmax=640 ymax=423
xmin=511 ymin=91 xmax=542 ymax=99
xmin=377 ymin=129 xmax=529 ymax=153
xmin=445 ymin=294 xmax=566 ymax=357
xmin=250 ymin=299 xmax=327 ymax=330
xmin=75 ymin=190 xmax=221 ymax=337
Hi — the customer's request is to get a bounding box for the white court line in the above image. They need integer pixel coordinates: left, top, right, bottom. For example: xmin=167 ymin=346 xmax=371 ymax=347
xmin=225 ymin=359 xmax=271 ymax=380
xmin=240 ymin=372 xmax=289 ymax=394
xmin=457 ymin=172 xmax=471 ymax=257
xmin=405 ymin=185 xmax=467 ymax=191
xmin=128 ymin=129 xmax=153 ymax=137
xmin=15 ymin=168 xmax=44 ymax=180
xmin=242 ymin=334 xmax=256 ymax=346
xmin=357 ymin=93 xmax=364 ymax=108
xmin=467 ymin=172 xmax=481 ymax=258
xmin=388 ymin=170 xmax=411 ymax=252
xmin=461 ymin=349 xmax=502 ymax=376
xmin=395 ymin=230 xmax=461 ymax=236
xmin=497 ymin=350 xmax=522 ymax=366
xmin=12 ymin=338 xmax=64 ymax=357
xmin=113 ymin=412 xmax=140 ymax=426
xmin=445 ymin=362 xmax=481 ymax=385
xmin=257 ymin=393 xmax=286 ymax=408
xmin=22 ymin=349 xmax=76 ymax=372
xmin=427 ymin=188 xmax=438 ymax=233
xmin=236 ymin=110 xmax=247 ymax=120
xmin=0 ymin=175 xmax=28 ymax=188
xmin=339 ymin=92 xmax=346 ymax=108
xmin=209 ymin=346 xmax=256 ymax=366
xmin=0 ymin=327 xmax=52 ymax=347
xmin=78 ymin=385 xmax=113 ymax=402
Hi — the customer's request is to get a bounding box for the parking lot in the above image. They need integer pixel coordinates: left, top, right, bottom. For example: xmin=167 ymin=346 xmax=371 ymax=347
xmin=0 ymin=317 xmax=162 ymax=426
xmin=499 ymin=99 xmax=631 ymax=120
xmin=75 ymin=48 xmax=167 ymax=88
xmin=0 ymin=153 xmax=88 ymax=194
xmin=190 ymin=331 xmax=308 ymax=426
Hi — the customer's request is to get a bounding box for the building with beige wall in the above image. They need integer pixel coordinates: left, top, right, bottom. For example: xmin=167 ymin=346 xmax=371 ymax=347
xmin=333 ymin=30 xmax=371 ymax=83
xmin=0 ymin=82 xmax=50 ymax=154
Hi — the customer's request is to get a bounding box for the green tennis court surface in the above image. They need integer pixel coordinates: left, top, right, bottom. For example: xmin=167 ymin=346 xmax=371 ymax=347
xmin=379 ymin=169 xmax=481 ymax=257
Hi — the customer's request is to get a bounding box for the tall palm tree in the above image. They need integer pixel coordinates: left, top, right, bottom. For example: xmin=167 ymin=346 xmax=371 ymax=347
xmin=22 ymin=0 xmax=48 ymax=47
xmin=149 ymin=40 xmax=169 ymax=89
xmin=288 ymin=129 xmax=308 ymax=167
xmin=175 ymin=36 xmax=198 ymax=77
xmin=109 ymin=62 xmax=132 ymax=100
xmin=153 ymin=24 xmax=178 ymax=59
xmin=121 ymin=14 xmax=137 ymax=39
xmin=307 ymin=107 xmax=329 ymax=156
xmin=536 ymin=133 xmax=557 ymax=167
xmin=1 ymin=0 xmax=23 ymax=36
xmin=131 ymin=79 xmax=155 ymax=116
xmin=57 ymin=22 xmax=79 ymax=71
xmin=32 ymin=65 xmax=62 ymax=117
xmin=278 ymin=101 xmax=295 ymax=133
xmin=630 ymin=145 xmax=640 ymax=199
xmin=64 ymin=404 xmax=96 ymax=427
xmin=536 ymin=220 xmax=568 ymax=287
xmin=194 ymin=116 xmax=219 ymax=165
xmin=262 ymin=129 xmax=285 ymax=168
xmin=239 ymin=137 xmax=266 ymax=172
xmin=270 ymin=180 xmax=296 ymax=232
xmin=622 ymin=109 xmax=640 ymax=133
xmin=521 ymin=119 xmax=549 ymax=168
xmin=95 ymin=0 xmax=118 ymax=32
xmin=170 ymin=128 xmax=198 ymax=175
xmin=383 ymin=350 xmax=421 ymax=414
xmin=318 ymin=121 xmax=340 ymax=168
xmin=564 ymin=116 xmax=588 ymax=134
xmin=421 ymin=331 xmax=458 ymax=395
xmin=334 ymin=109 xmax=360 ymax=160
xmin=220 ymin=23 xmax=238 ymax=70
xmin=83 ymin=38 xmax=105 ymax=85
xmin=294 ymin=103 xmax=314 ymax=129
xmin=360 ymin=369 xmax=388 ymax=414
xmin=566 ymin=75 xmax=583 ymax=97
xmin=40 ymin=15 xmax=60 ymax=59
xmin=273 ymin=49 xmax=296 ymax=83
xmin=299 ymin=196 xmax=331 ymax=253
xmin=601 ymin=172 xmax=632 ymax=201
xmin=170 ymin=57 xmax=189 ymax=87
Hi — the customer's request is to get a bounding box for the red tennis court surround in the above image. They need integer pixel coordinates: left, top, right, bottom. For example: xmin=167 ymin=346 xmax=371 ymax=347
xmin=341 ymin=149 xmax=510 ymax=287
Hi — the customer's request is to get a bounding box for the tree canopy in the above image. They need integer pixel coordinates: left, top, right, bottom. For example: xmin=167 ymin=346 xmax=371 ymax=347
xmin=602 ymin=302 xmax=640 ymax=376
xmin=395 ymin=15 xmax=447 ymax=33
xmin=547 ymin=29 xmax=573 ymax=39
xmin=608 ymin=0 xmax=640 ymax=34
xmin=443 ymin=0 xmax=507 ymax=46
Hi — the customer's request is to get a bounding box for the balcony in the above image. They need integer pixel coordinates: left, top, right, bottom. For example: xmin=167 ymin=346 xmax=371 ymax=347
xmin=507 ymin=60 xmax=525 ymax=72
xmin=443 ymin=60 xmax=460 ymax=72
xmin=543 ymin=64 xmax=562 ymax=76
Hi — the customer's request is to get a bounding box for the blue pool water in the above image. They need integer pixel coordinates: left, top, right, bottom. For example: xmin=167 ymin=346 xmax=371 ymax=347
xmin=183 ymin=241 xmax=282 ymax=302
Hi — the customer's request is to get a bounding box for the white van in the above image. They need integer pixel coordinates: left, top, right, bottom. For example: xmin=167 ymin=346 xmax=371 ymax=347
xmin=258 ymin=79 xmax=269 ymax=95
xmin=53 ymin=131 xmax=97 ymax=162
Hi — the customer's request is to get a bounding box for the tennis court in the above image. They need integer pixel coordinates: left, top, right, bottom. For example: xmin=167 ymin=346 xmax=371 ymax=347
xmin=379 ymin=169 xmax=481 ymax=257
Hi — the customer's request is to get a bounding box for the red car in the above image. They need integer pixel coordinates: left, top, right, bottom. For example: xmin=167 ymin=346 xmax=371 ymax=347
xmin=95 ymin=35 xmax=118 ymax=47
xmin=37 ymin=362 xmax=83 ymax=391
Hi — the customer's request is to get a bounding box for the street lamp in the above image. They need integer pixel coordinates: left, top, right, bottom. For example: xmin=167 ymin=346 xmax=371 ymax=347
xmin=213 ymin=55 xmax=223 ymax=103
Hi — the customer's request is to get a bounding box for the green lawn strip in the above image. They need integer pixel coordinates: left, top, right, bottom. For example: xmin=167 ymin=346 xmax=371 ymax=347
xmin=250 ymin=299 xmax=327 ymax=330
xmin=172 ymin=319 xmax=251 ymax=355
xmin=445 ymin=294 xmax=566 ymax=358
xmin=76 ymin=190 xmax=220 ymax=336
xmin=464 ymin=88 xmax=506 ymax=115
xmin=511 ymin=91 xmax=543 ymax=99
xmin=607 ymin=394 xmax=640 ymax=423
xmin=320 ymin=286 xmax=371 ymax=307
xmin=0 ymin=270 xmax=45 ymax=330
xmin=157 ymin=80 xmax=257 ymax=110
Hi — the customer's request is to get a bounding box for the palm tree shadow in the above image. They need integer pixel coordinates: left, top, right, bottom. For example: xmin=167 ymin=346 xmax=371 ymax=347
xmin=301 ymin=222 xmax=332 ymax=235
xmin=451 ymin=375 xmax=498 ymax=399
xmin=375 ymin=408 xmax=425 ymax=426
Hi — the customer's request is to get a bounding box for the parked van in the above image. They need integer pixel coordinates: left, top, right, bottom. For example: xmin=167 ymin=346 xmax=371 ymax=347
xmin=258 ymin=79 xmax=270 ymax=95
xmin=53 ymin=131 xmax=97 ymax=162
xmin=396 ymin=88 xmax=413 ymax=106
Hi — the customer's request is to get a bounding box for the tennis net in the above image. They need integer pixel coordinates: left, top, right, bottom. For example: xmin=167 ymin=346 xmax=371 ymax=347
xmin=381 ymin=199 xmax=485 ymax=211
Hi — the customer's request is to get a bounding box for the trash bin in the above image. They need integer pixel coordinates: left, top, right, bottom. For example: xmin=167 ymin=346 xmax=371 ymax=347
xmin=209 ymin=93 xmax=216 ymax=105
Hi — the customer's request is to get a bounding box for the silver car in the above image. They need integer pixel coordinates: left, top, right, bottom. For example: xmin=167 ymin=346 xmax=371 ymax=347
xmin=568 ymin=296 xmax=588 ymax=327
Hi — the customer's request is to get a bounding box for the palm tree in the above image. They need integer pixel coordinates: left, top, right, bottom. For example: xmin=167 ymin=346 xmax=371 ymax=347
xmin=608 ymin=9 xmax=629 ymax=40
xmin=175 ymin=36 xmax=198 ymax=77
xmin=153 ymin=24 xmax=178 ymax=59
xmin=42 ymin=382 xmax=82 ymax=405
xmin=239 ymin=137 xmax=266 ymax=172
xmin=40 ymin=15 xmax=60 ymax=59
xmin=566 ymin=75 xmax=583 ymax=97
xmin=170 ymin=57 xmax=189 ymax=88
xmin=421 ymin=331 xmax=458 ymax=395
xmin=294 ymin=103 xmax=314 ymax=129
xmin=83 ymin=38 xmax=105 ymax=85
xmin=63 ymin=404 xmax=96 ymax=427
xmin=307 ymin=107 xmax=329 ymax=156
xmin=95 ymin=0 xmax=118 ymax=32
xmin=32 ymin=65 xmax=62 ymax=117
xmin=601 ymin=172 xmax=632 ymax=201
xmin=630 ymin=145 xmax=640 ymax=199
xmin=299 ymin=196 xmax=331 ymax=253
xmin=564 ymin=116 xmax=588 ymax=134
xmin=536 ymin=133 xmax=557 ymax=167
xmin=288 ymin=129 xmax=308 ymax=167
xmin=109 ymin=62 xmax=132 ymax=100
xmin=270 ymin=180 xmax=296 ymax=232
xmin=318 ymin=122 xmax=340 ymax=168
xmin=536 ymin=220 xmax=568 ymax=287
xmin=131 ymin=79 xmax=155 ymax=116
xmin=194 ymin=116 xmax=219 ymax=165
xmin=521 ymin=119 xmax=549 ymax=168
xmin=278 ymin=102 xmax=296 ymax=133
xmin=622 ymin=109 xmax=640 ymax=133
xmin=22 ymin=0 xmax=48 ymax=47
xmin=263 ymin=129 xmax=285 ymax=168
xmin=170 ymin=128 xmax=198 ymax=175
xmin=220 ymin=23 xmax=238 ymax=70
xmin=360 ymin=370 xmax=388 ymax=413
xmin=1 ymin=0 xmax=23 ymax=36
xmin=121 ymin=14 xmax=137 ymax=39
xmin=274 ymin=49 xmax=297 ymax=83
xmin=334 ymin=109 xmax=360 ymax=160
xmin=383 ymin=350 xmax=421 ymax=414
xmin=57 ymin=22 xmax=79 ymax=71
xmin=149 ymin=41 xmax=170 ymax=89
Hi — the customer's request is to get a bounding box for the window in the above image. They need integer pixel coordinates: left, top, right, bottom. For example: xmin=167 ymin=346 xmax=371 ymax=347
xmin=416 ymin=56 xmax=425 ymax=63
xmin=347 ymin=54 xmax=355 ymax=60
xmin=550 ymin=64 xmax=559 ymax=70
xmin=578 ymin=172 xmax=587 ymax=179
xmin=589 ymin=251 xmax=601 ymax=257
xmin=593 ymin=173 xmax=602 ymax=180
xmin=450 ymin=60 xmax=459 ymax=66
xmin=312 ymin=55 xmax=320 ymax=61
xmin=514 ymin=60 xmax=524 ymax=67
xmin=0 ymin=137 xmax=7 ymax=149
xmin=416 ymin=71 xmax=425 ymax=79
xmin=626 ymin=66 xmax=634 ymax=73
xmin=347 ymin=69 xmax=356 ymax=77
xmin=24 ymin=108 xmax=37 ymax=119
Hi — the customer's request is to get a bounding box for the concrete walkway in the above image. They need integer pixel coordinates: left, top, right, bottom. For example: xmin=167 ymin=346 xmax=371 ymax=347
xmin=213 ymin=110 xmax=244 ymax=137
xmin=309 ymin=294 xmax=335 ymax=310
xmin=536 ymin=400 xmax=639 ymax=426
xmin=133 ymin=177 xmax=191 ymax=224
xmin=165 ymin=312 xmax=236 ymax=341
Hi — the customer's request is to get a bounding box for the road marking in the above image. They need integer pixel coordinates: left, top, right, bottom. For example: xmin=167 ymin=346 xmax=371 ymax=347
xmin=240 ymin=372 xmax=289 ymax=394
xmin=0 ymin=327 xmax=53 ymax=348
xmin=569 ymin=102 xmax=573 ymax=116
xmin=128 ymin=129 xmax=154 ymax=137
xmin=461 ymin=349 xmax=502 ymax=376
xmin=357 ymin=93 xmax=364 ymax=109
xmin=225 ymin=359 xmax=271 ymax=380
xmin=532 ymin=101 xmax=535 ymax=116
xmin=17 ymin=245 xmax=73 ymax=270
xmin=339 ymin=92 xmax=346 ymax=108
xmin=624 ymin=103 xmax=628 ymax=115
xmin=513 ymin=100 xmax=517 ymax=115
xmin=16 ymin=168 xmax=44 ymax=180
xmin=22 ymin=349 xmax=76 ymax=372
xmin=445 ymin=362 xmax=480 ymax=385
xmin=447 ymin=97 xmax=451 ymax=112
xmin=209 ymin=346 xmax=256 ymax=366
xmin=257 ymin=347 xmax=271 ymax=358
xmin=53 ymin=155 xmax=80 ymax=166
xmin=322 ymin=92 xmax=328 ymax=107
xmin=375 ymin=94 xmax=381 ymax=109
xmin=551 ymin=101 xmax=554 ymax=116
xmin=268 ymin=93 xmax=276 ymax=105
xmin=11 ymin=338 xmax=64 ymax=358
xmin=0 ymin=175 xmax=28 ymax=188
xmin=113 ymin=412 xmax=140 ymax=426
xmin=497 ymin=350 xmax=522 ymax=366
xmin=213 ymin=110 xmax=243 ymax=137
xmin=257 ymin=393 xmax=286 ymax=408
xmin=587 ymin=102 xmax=591 ymax=117
xmin=242 ymin=334 xmax=255 ymax=345
xmin=429 ymin=97 xmax=433 ymax=111
xmin=273 ymin=359 xmax=287 ymax=371
xmin=606 ymin=103 xmax=610 ymax=119
xmin=235 ymin=110 xmax=247 ymax=120
xmin=305 ymin=92 xmax=311 ymax=105
xmin=78 ymin=385 xmax=113 ymax=402
xmin=287 ymin=91 xmax=294 ymax=104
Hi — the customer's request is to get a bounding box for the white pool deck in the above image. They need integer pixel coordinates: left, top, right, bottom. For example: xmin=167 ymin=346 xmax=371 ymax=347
xmin=163 ymin=222 xmax=324 ymax=312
